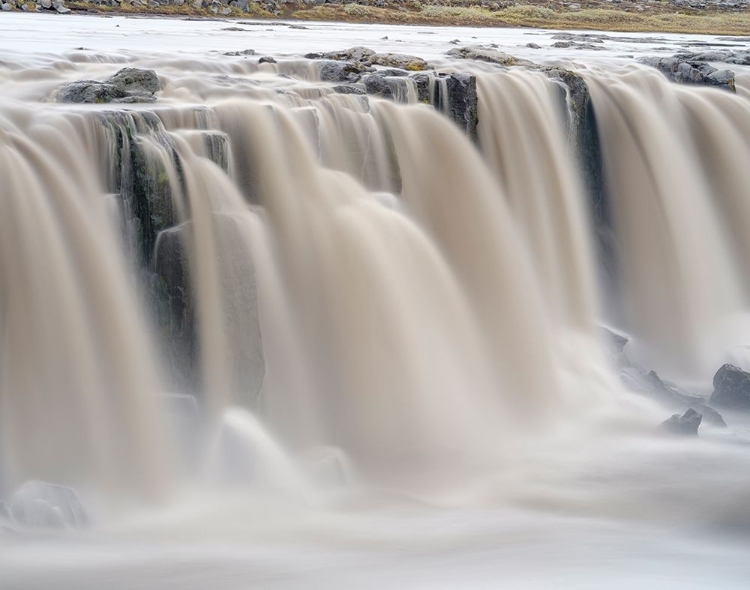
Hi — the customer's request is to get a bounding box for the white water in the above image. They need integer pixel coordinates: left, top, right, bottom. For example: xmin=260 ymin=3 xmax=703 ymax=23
xmin=2 ymin=13 xmax=750 ymax=590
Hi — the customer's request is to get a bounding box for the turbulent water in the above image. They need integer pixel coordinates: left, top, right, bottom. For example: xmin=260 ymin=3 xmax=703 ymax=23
xmin=2 ymin=13 xmax=750 ymax=590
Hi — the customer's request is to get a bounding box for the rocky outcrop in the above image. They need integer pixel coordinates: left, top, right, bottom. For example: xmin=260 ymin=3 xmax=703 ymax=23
xmin=446 ymin=46 xmax=534 ymax=67
xmin=432 ymin=73 xmax=478 ymax=142
xmin=57 ymin=67 xmax=159 ymax=104
xmin=660 ymin=408 xmax=702 ymax=436
xmin=319 ymin=60 xmax=373 ymax=83
xmin=638 ymin=56 xmax=736 ymax=92
xmin=307 ymin=47 xmax=427 ymax=70
xmin=673 ymin=49 xmax=750 ymax=66
xmin=710 ymin=364 xmax=750 ymax=411
xmin=105 ymin=67 xmax=160 ymax=94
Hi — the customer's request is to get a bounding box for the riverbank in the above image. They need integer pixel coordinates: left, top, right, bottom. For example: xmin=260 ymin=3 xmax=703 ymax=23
xmin=6 ymin=1 xmax=750 ymax=36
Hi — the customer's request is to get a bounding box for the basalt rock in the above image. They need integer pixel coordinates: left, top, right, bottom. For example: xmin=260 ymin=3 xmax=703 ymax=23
xmin=105 ymin=67 xmax=160 ymax=94
xmin=446 ymin=46 xmax=534 ymax=67
xmin=362 ymin=72 xmax=414 ymax=101
xmin=57 ymin=67 xmax=159 ymax=104
xmin=369 ymin=52 xmax=428 ymax=71
xmin=319 ymin=60 xmax=373 ymax=83
xmin=432 ymin=72 xmax=478 ymax=143
xmin=660 ymin=408 xmax=702 ymax=436
xmin=638 ymin=56 xmax=736 ymax=92
xmin=710 ymin=364 xmax=750 ymax=411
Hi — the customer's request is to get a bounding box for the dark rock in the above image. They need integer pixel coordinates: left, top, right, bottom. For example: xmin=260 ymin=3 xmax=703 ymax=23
xmin=362 ymin=72 xmax=411 ymax=100
xmin=9 ymin=481 xmax=88 ymax=529
xmin=446 ymin=46 xmax=534 ymax=67
xmin=258 ymin=56 xmax=277 ymax=64
xmin=370 ymin=52 xmax=428 ymax=71
xmin=57 ymin=81 xmax=132 ymax=104
xmin=307 ymin=46 xmax=375 ymax=61
xmin=319 ymin=60 xmax=372 ymax=83
xmin=57 ymin=68 xmax=159 ymax=104
xmin=202 ymin=131 xmax=230 ymax=172
xmin=432 ymin=72 xmax=478 ymax=142
xmin=224 ymin=49 xmax=256 ymax=56
xmin=638 ymin=56 xmax=736 ymax=92
xmin=332 ymin=84 xmax=367 ymax=95
xmin=410 ymin=72 xmax=431 ymax=103
xmin=660 ymin=408 xmax=702 ymax=436
xmin=710 ymin=364 xmax=750 ymax=410
xmin=105 ymin=67 xmax=160 ymax=94
xmin=526 ymin=43 xmax=541 ymax=49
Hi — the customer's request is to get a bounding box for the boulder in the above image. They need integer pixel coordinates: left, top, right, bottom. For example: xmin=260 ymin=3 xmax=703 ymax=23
xmin=258 ymin=56 xmax=277 ymax=64
xmin=638 ymin=56 xmax=736 ymax=92
xmin=1 ymin=3 xmax=11 ymax=10
xmin=432 ymin=73 xmax=478 ymax=142
xmin=57 ymin=81 xmax=132 ymax=104
xmin=370 ymin=52 xmax=428 ymax=71
xmin=9 ymin=481 xmax=88 ymax=529
xmin=57 ymin=68 xmax=159 ymax=104
xmin=446 ymin=46 xmax=534 ymax=67
xmin=224 ymin=49 xmax=256 ymax=57
xmin=105 ymin=67 xmax=160 ymax=94
xmin=660 ymin=408 xmax=702 ymax=436
xmin=362 ymin=72 xmax=411 ymax=100
xmin=332 ymin=84 xmax=367 ymax=95
xmin=710 ymin=364 xmax=750 ymax=410
xmin=306 ymin=46 xmax=376 ymax=61
xmin=319 ymin=60 xmax=372 ymax=83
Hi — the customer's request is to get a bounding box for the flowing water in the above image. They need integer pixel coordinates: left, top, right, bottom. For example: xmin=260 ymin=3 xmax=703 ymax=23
xmin=2 ymin=13 xmax=750 ymax=590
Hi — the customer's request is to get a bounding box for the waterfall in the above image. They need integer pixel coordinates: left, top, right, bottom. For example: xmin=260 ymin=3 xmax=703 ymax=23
xmin=2 ymin=47 xmax=750 ymax=511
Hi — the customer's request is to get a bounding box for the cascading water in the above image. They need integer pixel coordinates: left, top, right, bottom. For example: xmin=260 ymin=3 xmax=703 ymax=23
xmin=3 ymin=15 xmax=750 ymax=589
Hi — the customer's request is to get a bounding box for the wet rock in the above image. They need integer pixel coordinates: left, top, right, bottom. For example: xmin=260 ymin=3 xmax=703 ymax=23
xmin=105 ymin=67 xmax=160 ymax=94
xmin=411 ymin=72 xmax=431 ymax=103
xmin=638 ymin=56 xmax=736 ymax=92
xmin=9 ymin=481 xmax=88 ymax=529
xmin=526 ymin=43 xmax=541 ymax=49
xmin=319 ymin=60 xmax=372 ymax=83
xmin=258 ymin=56 xmax=277 ymax=64
xmin=58 ymin=82 xmax=128 ymax=104
xmin=202 ymin=131 xmax=230 ymax=172
xmin=370 ymin=52 xmax=428 ymax=71
xmin=57 ymin=68 xmax=159 ymax=104
xmin=660 ymin=408 xmax=702 ymax=436
xmin=432 ymin=72 xmax=478 ymax=142
xmin=224 ymin=49 xmax=256 ymax=56
xmin=332 ymin=84 xmax=367 ymax=95
xmin=674 ymin=49 xmax=750 ymax=66
xmin=710 ymin=364 xmax=750 ymax=411
xmin=306 ymin=46 xmax=376 ymax=61
xmin=363 ymin=72 xmax=412 ymax=100
xmin=446 ymin=46 xmax=534 ymax=67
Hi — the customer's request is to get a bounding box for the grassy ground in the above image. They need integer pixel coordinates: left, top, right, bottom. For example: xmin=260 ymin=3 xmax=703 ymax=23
xmin=66 ymin=1 xmax=750 ymax=36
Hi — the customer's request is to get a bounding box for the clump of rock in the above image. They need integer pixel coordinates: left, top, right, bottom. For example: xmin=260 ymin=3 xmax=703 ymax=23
xmin=56 ymin=67 xmax=160 ymax=104
xmin=638 ymin=56 xmax=736 ymax=92
xmin=660 ymin=408 xmax=702 ymax=436
xmin=710 ymin=364 xmax=750 ymax=411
